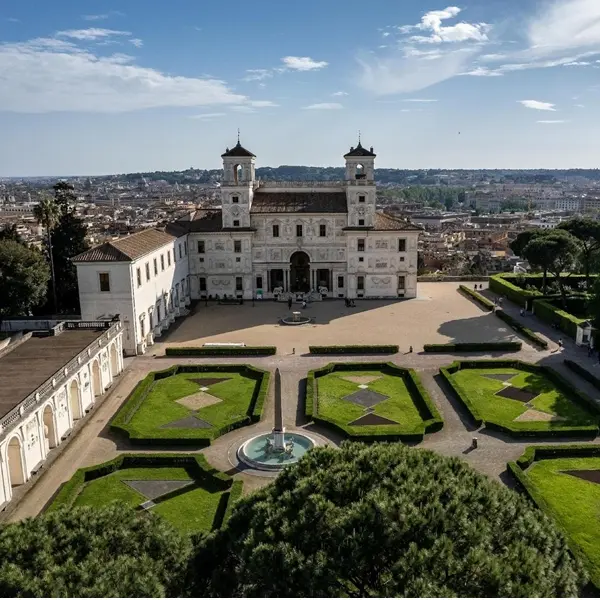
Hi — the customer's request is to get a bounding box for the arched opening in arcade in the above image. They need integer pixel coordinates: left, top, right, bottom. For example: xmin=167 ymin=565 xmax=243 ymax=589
xmin=92 ymin=360 xmax=102 ymax=397
xmin=7 ymin=437 xmax=25 ymax=486
xmin=43 ymin=405 xmax=57 ymax=450
xmin=69 ymin=379 xmax=82 ymax=420
xmin=290 ymin=251 xmax=310 ymax=293
xmin=110 ymin=344 xmax=119 ymax=377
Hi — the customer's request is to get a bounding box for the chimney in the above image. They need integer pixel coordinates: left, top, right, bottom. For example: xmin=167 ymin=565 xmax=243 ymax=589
xmin=370 ymin=146 xmax=374 ymax=153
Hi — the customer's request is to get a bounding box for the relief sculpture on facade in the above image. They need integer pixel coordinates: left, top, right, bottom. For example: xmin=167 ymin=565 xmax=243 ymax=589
xmin=211 ymin=279 xmax=230 ymax=287
xmin=375 ymin=240 xmax=388 ymax=249
xmin=371 ymin=276 xmax=392 ymax=286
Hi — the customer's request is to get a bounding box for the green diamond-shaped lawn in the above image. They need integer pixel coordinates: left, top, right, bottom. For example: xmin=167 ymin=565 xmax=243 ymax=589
xmin=71 ymin=466 xmax=226 ymax=534
xmin=124 ymin=370 xmax=260 ymax=441
xmin=449 ymin=368 xmax=598 ymax=429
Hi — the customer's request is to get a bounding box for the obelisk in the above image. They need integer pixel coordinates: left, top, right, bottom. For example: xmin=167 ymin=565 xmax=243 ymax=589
xmin=272 ymin=368 xmax=285 ymax=450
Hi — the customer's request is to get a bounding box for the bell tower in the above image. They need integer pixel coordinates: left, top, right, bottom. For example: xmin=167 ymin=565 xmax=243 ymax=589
xmin=344 ymin=137 xmax=377 ymax=227
xmin=220 ymin=134 xmax=255 ymax=228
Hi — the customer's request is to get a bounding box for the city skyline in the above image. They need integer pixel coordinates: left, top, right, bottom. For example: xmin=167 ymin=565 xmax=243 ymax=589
xmin=1 ymin=0 xmax=600 ymax=175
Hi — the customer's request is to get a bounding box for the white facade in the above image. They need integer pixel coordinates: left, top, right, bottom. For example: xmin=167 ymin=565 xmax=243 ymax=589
xmin=0 ymin=322 xmax=123 ymax=509
xmin=74 ymin=141 xmax=421 ymax=354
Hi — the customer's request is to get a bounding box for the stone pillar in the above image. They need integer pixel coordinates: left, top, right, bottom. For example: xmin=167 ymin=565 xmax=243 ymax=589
xmin=267 ymin=269 xmax=271 ymax=292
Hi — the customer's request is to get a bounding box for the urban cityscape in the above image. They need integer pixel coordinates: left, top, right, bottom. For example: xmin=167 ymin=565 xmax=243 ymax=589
xmin=2 ymin=0 xmax=600 ymax=597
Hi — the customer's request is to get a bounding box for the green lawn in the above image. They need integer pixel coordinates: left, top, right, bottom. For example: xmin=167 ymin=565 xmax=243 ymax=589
xmin=316 ymin=370 xmax=424 ymax=433
xmin=451 ymin=368 xmax=597 ymax=430
xmin=127 ymin=371 xmax=258 ymax=439
xmin=72 ymin=466 xmax=225 ymax=534
xmin=526 ymin=457 xmax=600 ymax=585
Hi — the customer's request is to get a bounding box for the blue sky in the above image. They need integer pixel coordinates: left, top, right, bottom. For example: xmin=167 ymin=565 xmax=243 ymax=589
xmin=0 ymin=0 xmax=599 ymax=176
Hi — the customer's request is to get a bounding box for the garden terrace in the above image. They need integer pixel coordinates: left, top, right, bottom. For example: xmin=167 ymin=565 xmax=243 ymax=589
xmin=48 ymin=453 xmax=242 ymax=534
xmin=110 ymin=364 xmax=269 ymax=445
xmin=306 ymin=362 xmax=443 ymax=442
xmin=509 ymin=445 xmax=600 ymax=592
xmin=441 ymin=360 xmax=600 ymax=437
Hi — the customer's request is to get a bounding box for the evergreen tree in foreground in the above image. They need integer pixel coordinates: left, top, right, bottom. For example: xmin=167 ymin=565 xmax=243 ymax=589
xmin=190 ymin=443 xmax=586 ymax=597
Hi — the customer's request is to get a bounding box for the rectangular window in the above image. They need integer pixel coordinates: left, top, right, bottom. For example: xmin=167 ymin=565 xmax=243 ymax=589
xmin=256 ymin=276 xmax=263 ymax=290
xmin=234 ymin=240 xmax=242 ymax=253
xmin=160 ymin=254 xmax=165 ymax=271
xmin=359 ymin=256 xmax=364 ymax=262
xmin=199 ymin=257 xmax=204 ymax=263
xmin=236 ymin=257 xmax=241 ymax=263
xmin=233 ymin=220 xmax=240 ymax=227
xmin=357 ymin=239 xmax=365 ymax=252
xmin=358 ymin=219 xmax=365 ymax=226
xmin=319 ymin=224 xmax=327 ymax=237
xmin=145 ymin=262 xmax=150 ymax=281
xmin=400 ymin=256 xmax=405 ymax=262
xmin=232 ymin=196 xmax=239 ymax=203
xmin=357 ymin=276 xmax=365 ymax=291
xmin=273 ymin=224 xmax=280 ymax=238
xmin=198 ymin=240 xmax=205 ymax=253
xmin=296 ymin=224 xmax=303 ymax=237
xmin=337 ymin=275 xmax=344 ymax=288
xmin=179 ymin=244 xmax=182 ymax=259
xmin=184 ymin=241 xmax=188 ymax=255
xmin=167 ymin=251 xmax=171 ymax=266
xmin=153 ymin=258 xmax=158 ymax=275
xmin=398 ymin=239 xmax=407 ymax=252
xmin=236 ymin=276 xmax=243 ymax=292
xmin=359 ymin=195 xmax=366 ymax=203
xmin=99 ymin=272 xmax=110 ymax=292
xmin=199 ymin=277 xmax=207 ymax=291
xmin=136 ymin=267 xmax=142 ymax=287
xmin=398 ymin=275 xmax=406 ymax=290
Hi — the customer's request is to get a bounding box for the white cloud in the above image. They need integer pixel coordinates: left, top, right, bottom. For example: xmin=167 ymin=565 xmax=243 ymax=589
xmin=575 ymin=103 xmax=585 ymax=107
xmin=6 ymin=17 xmax=20 ymax=23
xmin=0 ymin=37 xmax=248 ymax=113
xmin=519 ymin=100 xmax=557 ymax=111
xmin=303 ymin=102 xmax=343 ymax=110
xmin=537 ymin=120 xmax=568 ymax=123
xmin=248 ymin=100 xmax=278 ymax=107
xmin=563 ymin=61 xmax=590 ymax=66
xmin=57 ymin=28 xmax=131 ymax=41
xmin=82 ymin=11 xmax=124 ymax=21
xmin=382 ymin=32 xmax=390 ymax=37
xmin=190 ymin=113 xmax=226 ymax=120
xmin=230 ymin=106 xmax=255 ymax=113
xmin=243 ymin=69 xmax=272 ymax=81
xmin=332 ymin=91 xmax=348 ymax=96
xmin=129 ymin=38 xmax=143 ymax=48
xmin=403 ymin=98 xmax=438 ymax=102
xmin=398 ymin=6 xmax=491 ymax=45
xmin=465 ymin=66 xmax=503 ymax=76
xmin=281 ymin=56 xmax=328 ymax=71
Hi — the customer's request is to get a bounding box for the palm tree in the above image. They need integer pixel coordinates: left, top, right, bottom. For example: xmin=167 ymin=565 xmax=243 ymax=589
xmin=34 ymin=195 xmax=61 ymax=314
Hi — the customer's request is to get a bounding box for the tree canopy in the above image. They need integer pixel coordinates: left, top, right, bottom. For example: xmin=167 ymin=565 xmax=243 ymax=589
xmin=0 ymin=504 xmax=192 ymax=598
xmin=189 ymin=443 xmax=585 ymax=598
xmin=557 ymin=217 xmax=600 ymax=287
xmin=0 ymin=240 xmax=50 ymax=317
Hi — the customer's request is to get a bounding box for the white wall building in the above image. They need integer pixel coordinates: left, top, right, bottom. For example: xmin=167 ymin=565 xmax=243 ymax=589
xmin=74 ymin=140 xmax=421 ymax=355
xmin=0 ymin=320 xmax=123 ymax=509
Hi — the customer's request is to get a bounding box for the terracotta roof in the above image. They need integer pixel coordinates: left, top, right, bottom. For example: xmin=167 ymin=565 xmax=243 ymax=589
xmin=172 ymin=210 xmax=223 ymax=233
xmin=374 ymin=213 xmax=423 ymax=231
xmin=251 ymin=191 xmax=348 ymax=214
xmin=344 ymin=142 xmax=376 ymax=158
xmin=221 ymin=141 xmax=255 ymax=158
xmin=72 ymin=229 xmax=176 ymax=263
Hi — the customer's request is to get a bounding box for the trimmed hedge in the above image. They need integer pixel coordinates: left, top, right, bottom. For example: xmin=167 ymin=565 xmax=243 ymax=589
xmin=458 ymin=285 xmax=495 ymax=311
xmin=110 ymin=364 xmax=269 ymax=445
xmin=495 ymin=310 xmax=549 ymax=349
xmin=533 ymin=299 xmax=587 ymax=340
xmin=308 ymin=345 xmax=399 ymax=355
xmin=564 ymin=359 xmax=600 ymax=392
xmin=440 ymin=359 xmax=600 ymax=437
xmin=509 ymin=445 xmax=600 ymax=592
xmin=165 ymin=346 xmax=276 ymax=357
xmin=48 ymin=453 xmax=233 ymax=513
xmin=424 ymin=342 xmax=522 ymax=353
xmin=489 ymin=274 xmax=542 ymax=306
xmin=306 ymin=362 xmax=443 ymax=442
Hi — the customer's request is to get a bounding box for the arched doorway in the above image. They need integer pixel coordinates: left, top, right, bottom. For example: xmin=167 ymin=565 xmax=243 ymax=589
xmin=69 ymin=379 xmax=82 ymax=420
xmin=110 ymin=344 xmax=119 ymax=377
xmin=7 ymin=437 xmax=25 ymax=486
xmin=43 ymin=405 xmax=57 ymax=450
xmin=92 ymin=361 xmax=102 ymax=397
xmin=290 ymin=251 xmax=310 ymax=293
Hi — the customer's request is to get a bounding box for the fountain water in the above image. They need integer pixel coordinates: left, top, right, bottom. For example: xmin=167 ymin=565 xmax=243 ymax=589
xmin=237 ymin=368 xmax=315 ymax=471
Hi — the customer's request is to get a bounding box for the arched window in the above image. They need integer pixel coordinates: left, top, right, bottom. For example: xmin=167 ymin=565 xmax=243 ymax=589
xmin=355 ymin=163 xmax=366 ymax=180
xmin=234 ymin=164 xmax=243 ymax=184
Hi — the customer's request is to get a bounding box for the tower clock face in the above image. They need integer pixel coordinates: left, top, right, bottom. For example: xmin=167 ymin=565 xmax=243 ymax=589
xmin=231 ymin=206 xmax=240 ymax=217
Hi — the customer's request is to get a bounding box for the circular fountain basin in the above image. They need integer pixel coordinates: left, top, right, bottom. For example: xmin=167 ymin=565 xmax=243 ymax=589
xmin=280 ymin=313 xmax=311 ymax=325
xmin=237 ymin=432 xmax=315 ymax=471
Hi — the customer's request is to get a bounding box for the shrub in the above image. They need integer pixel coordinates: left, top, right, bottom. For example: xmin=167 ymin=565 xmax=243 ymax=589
xmin=489 ymin=274 xmax=541 ymax=306
xmin=564 ymin=359 xmax=600 ymax=392
xmin=165 ymin=346 xmax=276 ymax=357
xmin=458 ymin=285 xmax=494 ymax=311
xmin=495 ymin=310 xmax=548 ymax=349
xmin=424 ymin=342 xmax=522 ymax=353
xmin=533 ymin=299 xmax=587 ymax=339
xmin=306 ymin=362 xmax=443 ymax=441
xmin=308 ymin=345 xmax=399 ymax=355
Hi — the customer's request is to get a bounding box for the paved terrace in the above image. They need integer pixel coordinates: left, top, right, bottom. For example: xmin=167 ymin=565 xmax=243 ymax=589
xmin=0 ymin=329 xmax=105 ymax=418
xmin=8 ymin=282 xmax=600 ymax=521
